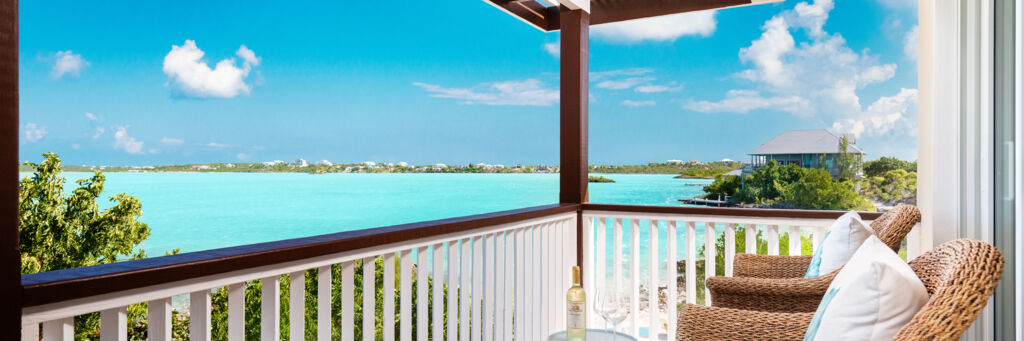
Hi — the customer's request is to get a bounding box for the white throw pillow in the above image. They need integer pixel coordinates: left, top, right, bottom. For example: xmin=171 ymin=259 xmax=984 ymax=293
xmin=803 ymin=235 xmax=928 ymax=341
xmin=805 ymin=211 xmax=873 ymax=277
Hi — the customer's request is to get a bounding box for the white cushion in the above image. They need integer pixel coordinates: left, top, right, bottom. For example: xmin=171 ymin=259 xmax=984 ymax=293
xmin=805 ymin=211 xmax=873 ymax=277
xmin=803 ymin=235 xmax=928 ymax=341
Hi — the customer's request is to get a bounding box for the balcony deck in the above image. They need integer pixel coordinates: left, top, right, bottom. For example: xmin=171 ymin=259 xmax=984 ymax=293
xmin=19 ymin=204 xmax=906 ymax=341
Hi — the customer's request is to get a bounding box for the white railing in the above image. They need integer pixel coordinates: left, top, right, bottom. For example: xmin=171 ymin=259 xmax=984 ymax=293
xmin=580 ymin=209 xmax=917 ymax=341
xmin=21 ymin=211 xmax=577 ymax=341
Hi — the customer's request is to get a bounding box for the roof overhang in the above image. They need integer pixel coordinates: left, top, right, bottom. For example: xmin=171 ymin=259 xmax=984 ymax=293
xmin=484 ymin=0 xmax=782 ymax=32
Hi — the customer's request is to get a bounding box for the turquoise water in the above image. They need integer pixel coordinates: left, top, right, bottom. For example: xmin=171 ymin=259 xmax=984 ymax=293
xmin=32 ymin=172 xmax=712 ymax=256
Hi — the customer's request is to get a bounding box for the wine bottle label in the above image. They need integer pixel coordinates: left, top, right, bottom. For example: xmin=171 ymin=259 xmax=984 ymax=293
xmin=566 ymin=301 xmax=586 ymax=329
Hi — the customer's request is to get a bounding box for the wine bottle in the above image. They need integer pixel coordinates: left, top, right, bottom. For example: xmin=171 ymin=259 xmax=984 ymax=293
xmin=566 ymin=266 xmax=586 ymax=339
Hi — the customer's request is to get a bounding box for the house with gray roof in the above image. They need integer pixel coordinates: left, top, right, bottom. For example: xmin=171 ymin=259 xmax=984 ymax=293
xmin=745 ymin=129 xmax=865 ymax=177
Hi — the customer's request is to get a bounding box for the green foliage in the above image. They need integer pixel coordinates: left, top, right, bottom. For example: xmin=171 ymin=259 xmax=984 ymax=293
xmin=859 ymin=169 xmax=917 ymax=204
xmin=862 ymin=157 xmax=917 ymax=178
xmin=781 ymin=169 xmax=874 ymax=211
xmin=589 ymin=161 xmax=742 ymax=177
xmin=588 ymin=176 xmax=615 ymax=183
xmin=836 ymin=136 xmax=863 ymax=181
xmin=702 ymin=174 xmax=741 ymax=198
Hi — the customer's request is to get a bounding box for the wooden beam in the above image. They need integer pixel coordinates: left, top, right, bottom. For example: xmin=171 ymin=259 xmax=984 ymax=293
xmin=559 ymin=8 xmax=588 ymax=205
xmin=589 ymin=0 xmax=750 ymax=26
xmin=556 ymin=0 xmax=589 ymax=13
xmin=0 ymin=0 xmax=20 ymax=337
xmin=484 ymin=0 xmax=560 ymax=31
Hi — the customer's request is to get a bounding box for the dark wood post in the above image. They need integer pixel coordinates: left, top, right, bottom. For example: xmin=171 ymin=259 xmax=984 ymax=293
xmin=559 ymin=8 xmax=588 ymax=279
xmin=0 ymin=0 xmax=20 ymax=337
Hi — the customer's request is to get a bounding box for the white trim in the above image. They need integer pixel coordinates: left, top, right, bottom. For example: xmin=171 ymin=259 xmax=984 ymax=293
xmin=556 ymin=0 xmax=589 ymax=13
xmin=1015 ymin=0 xmax=1024 ymax=337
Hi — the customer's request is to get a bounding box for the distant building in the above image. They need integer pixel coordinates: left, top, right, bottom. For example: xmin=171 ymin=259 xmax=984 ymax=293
xmin=362 ymin=161 xmax=377 ymax=168
xmin=434 ymin=163 xmax=447 ymax=171
xmin=721 ymin=158 xmax=735 ymax=162
xmin=224 ymin=163 xmax=235 ymax=168
xmin=688 ymin=160 xmax=702 ymax=165
xmin=397 ymin=162 xmax=409 ymax=167
xmin=667 ymin=160 xmax=684 ymax=164
xmin=295 ymin=159 xmax=308 ymax=167
xmin=319 ymin=160 xmax=333 ymax=166
xmin=263 ymin=160 xmax=284 ymax=166
xmin=746 ymin=129 xmax=864 ymax=177
xmin=192 ymin=165 xmax=212 ymax=170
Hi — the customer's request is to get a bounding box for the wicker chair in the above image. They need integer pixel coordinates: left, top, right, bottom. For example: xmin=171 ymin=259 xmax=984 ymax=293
xmin=679 ymin=238 xmax=1004 ymax=340
xmin=706 ymin=204 xmax=922 ymax=312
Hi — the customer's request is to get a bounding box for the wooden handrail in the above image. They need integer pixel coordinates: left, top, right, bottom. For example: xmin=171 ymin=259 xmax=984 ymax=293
xmin=583 ymin=203 xmax=884 ymax=220
xmin=21 ymin=203 xmax=580 ymax=308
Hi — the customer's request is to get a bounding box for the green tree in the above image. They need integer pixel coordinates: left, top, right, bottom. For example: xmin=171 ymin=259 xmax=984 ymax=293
xmin=836 ymin=136 xmax=863 ymax=181
xmin=782 ymin=168 xmax=874 ymax=211
xmin=862 ymin=157 xmax=917 ymax=178
xmin=19 ymin=153 xmax=159 ymax=339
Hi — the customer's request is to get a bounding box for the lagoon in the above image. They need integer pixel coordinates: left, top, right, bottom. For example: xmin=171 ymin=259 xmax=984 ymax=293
xmin=35 ymin=172 xmax=712 ymax=256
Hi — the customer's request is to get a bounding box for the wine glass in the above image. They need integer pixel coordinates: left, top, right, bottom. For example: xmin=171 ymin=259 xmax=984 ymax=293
xmin=595 ymin=287 xmax=631 ymax=339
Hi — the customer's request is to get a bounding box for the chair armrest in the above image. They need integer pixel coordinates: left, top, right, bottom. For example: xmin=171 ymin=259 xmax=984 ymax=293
xmin=678 ymin=304 xmax=814 ymax=341
xmin=734 ymin=253 xmax=814 ymax=278
xmin=706 ymin=272 xmax=836 ymax=313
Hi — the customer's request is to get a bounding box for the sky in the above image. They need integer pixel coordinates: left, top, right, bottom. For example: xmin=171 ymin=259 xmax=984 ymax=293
xmin=18 ymin=0 xmax=919 ymax=166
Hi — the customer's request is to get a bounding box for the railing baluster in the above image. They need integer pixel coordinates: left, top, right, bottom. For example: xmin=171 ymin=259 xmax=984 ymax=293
xmin=317 ymin=266 xmax=331 ymax=341
xmin=417 ymin=247 xmax=429 ymax=341
xmin=384 ymin=253 xmax=396 ymax=341
xmin=261 ymin=277 xmax=280 ymax=341
xmin=788 ymin=226 xmax=801 ymax=256
xmin=42 ymin=317 xmax=73 ymax=341
xmin=582 ymin=216 xmax=595 ymax=329
xmin=515 ymin=228 xmax=526 ymax=339
xmin=528 ymin=226 xmax=539 ymax=341
xmin=448 ymin=241 xmax=459 ymax=341
xmin=494 ymin=233 xmax=505 ymax=340
xmin=725 ymin=223 xmax=736 ymax=277
xmin=629 ymin=219 xmax=639 ymax=336
xmin=363 ymin=256 xmax=376 ymax=341
xmin=685 ymin=221 xmax=696 ymax=304
xmin=100 ymin=306 xmax=127 ymax=341
xmin=227 ymin=283 xmax=245 ymax=341
xmin=289 ymin=271 xmax=305 ymax=341
xmin=342 ymin=261 xmax=355 ymax=340
xmin=648 ymin=219 xmax=659 ymax=338
xmin=504 ymin=229 xmax=516 ymax=341
xmin=704 ymin=222 xmax=717 ymax=305
xmin=433 ymin=243 xmax=445 ymax=341
xmin=745 ymin=224 xmax=757 ymax=254
xmin=191 ymin=290 xmax=211 ymax=341
xmin=813 ymin=226 xmax=826 ymax=251
xmin=667 ymin=220 xmax=678 ymax=341
xmin=613 ymin=218 xmax=623 ymax=311
xmin=401 ymin=249 xmax=413 ymax=341
xmin=767 ymin=225 xmax=780 ymax=255
xmin=483 ymin=233 xmax=495 ymax=340
xmin=541 ymin=223 xmax=551 ymax=338
xmin=554 ymin=221 xmax=565 ymax=331
xmin=21 ymin=324 xmax=39 ymax=341
xmin=594 ymin=218 xmax=606 ymax=329
xmin=149 ymin=297 xmax=172 ymax=341
xmin=459 ymin=237 xmax=471 ymax=341
xmin=471 ymin=235 xmax=483 ymax=341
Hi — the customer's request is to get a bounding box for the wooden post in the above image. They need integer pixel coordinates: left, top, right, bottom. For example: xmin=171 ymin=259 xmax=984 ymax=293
xmin=0 ymin=0 xmax=20 ymax=337
xmin=560 ymin=8 xmax=588 ymax=279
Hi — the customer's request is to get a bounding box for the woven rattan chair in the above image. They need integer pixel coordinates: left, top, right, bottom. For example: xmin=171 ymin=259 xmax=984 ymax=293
xmin=705 ymin=204 xmax=922 ymax=312
xmin=679 ymin=238 xmax=1004 ymax=340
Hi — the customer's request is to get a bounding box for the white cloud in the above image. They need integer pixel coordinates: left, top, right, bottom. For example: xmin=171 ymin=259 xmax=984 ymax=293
xmin=23 ymin=123 xmax=46 ymax=142
xmin=162 ymin=40 xmax=260 ymax=98
xmin=596 ymin=76 xmax=655 ymax=90
xmin=544 ymin=42 xmax=559 ymax=58
xmin=694 ymin=0 xmax=917 ymax=145
xmin=686 ymin=90 xmax=810 ymax=114
xmin=621 ymin=100 xmax=656 ymax=107
xmin=207 ymin=142 xmax=231 ymax=148
xmin=51 ymin=51 xmax=88 ymax=78
xmin=877 ymin=0 xmax=916 ymax=9
xmin=904 ymin=25 xmax=919 ymax=61
xmin=635 ymin=82 xmax=682 ymax=93
xmin=92 ymin=127 xmax=105 ymax=140
xmin=592 ymin=10 xmax=716 ymax=43
xmin=160 ymin=137 xmax=184 ymax=145
xmin=591 ymin=68 xmax=654 ymax=79
xmin=413 ymin=79 xmax=558 ymax=106
xmin=71 ymin=144 xmax=80 ymax=149
xmin=113 ymin=127 xmax=144 ymax=154
xmin=832 ymin=88 xmax=918 ymax=138
xmin=84 ymin=112 xmax=98 ymax=121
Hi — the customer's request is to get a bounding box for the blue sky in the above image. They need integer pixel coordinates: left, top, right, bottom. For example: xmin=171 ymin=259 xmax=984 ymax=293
xmin=18 ymin=0 xmax=918 ymax=166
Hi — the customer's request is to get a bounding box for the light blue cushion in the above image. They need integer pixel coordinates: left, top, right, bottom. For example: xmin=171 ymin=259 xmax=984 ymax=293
xmin=804 ymin=231 xmax=830 ymax=277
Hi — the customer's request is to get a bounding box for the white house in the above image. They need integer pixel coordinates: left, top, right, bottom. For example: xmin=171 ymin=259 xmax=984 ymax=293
xmin=295 ymin=159 xmax=308 ymax=167
xmin=318 ymin=160 xmax=333 ymax=166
